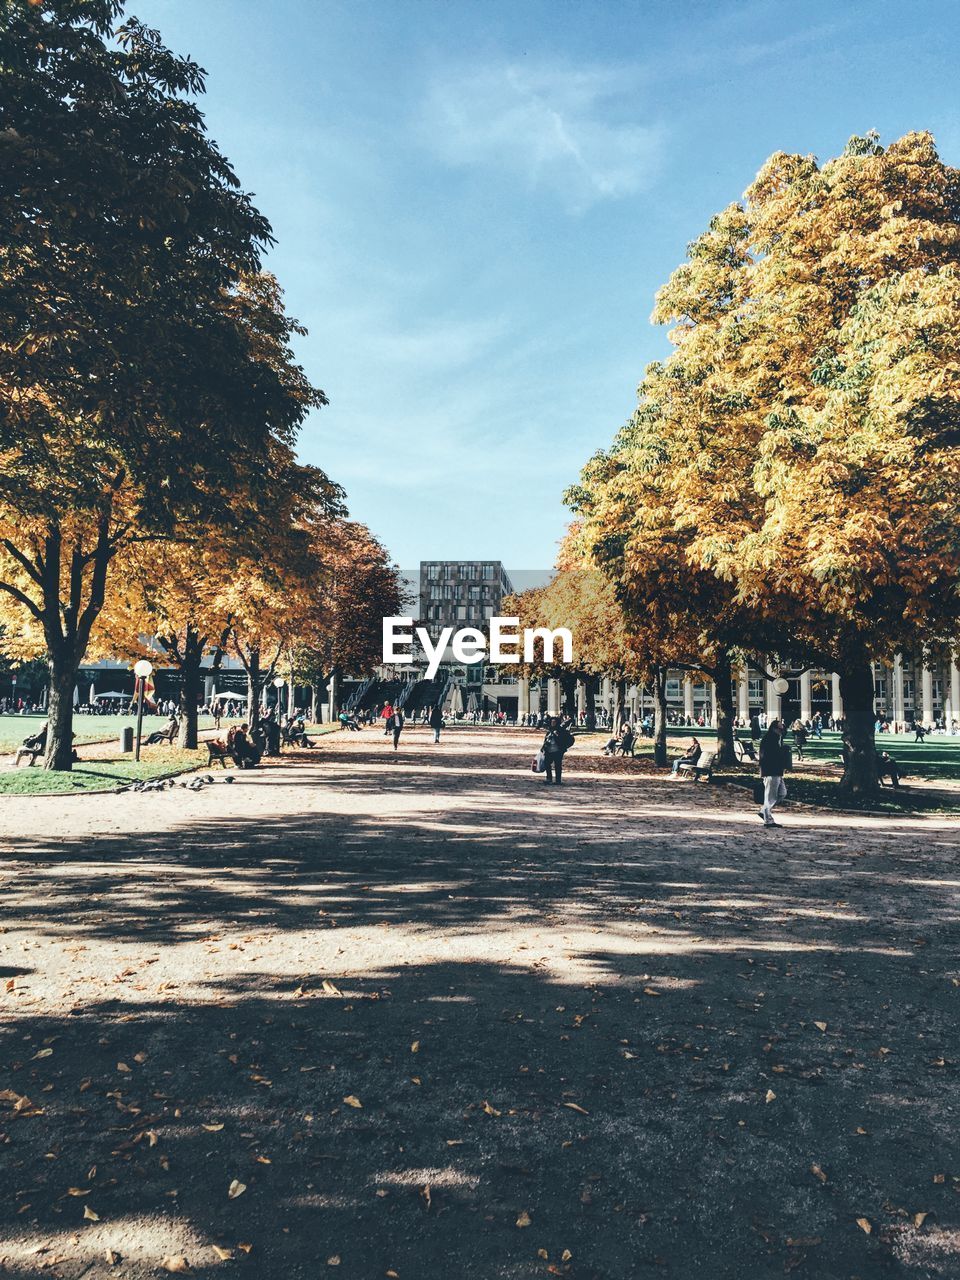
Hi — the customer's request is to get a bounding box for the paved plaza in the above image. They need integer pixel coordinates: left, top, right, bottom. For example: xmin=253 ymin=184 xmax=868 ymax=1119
xmin=1 ymin=729 xmax=959 ymax=1279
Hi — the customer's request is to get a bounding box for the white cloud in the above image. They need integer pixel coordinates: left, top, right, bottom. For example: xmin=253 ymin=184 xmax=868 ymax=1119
xmin=420 ymin=60 xmax=662 ymax=210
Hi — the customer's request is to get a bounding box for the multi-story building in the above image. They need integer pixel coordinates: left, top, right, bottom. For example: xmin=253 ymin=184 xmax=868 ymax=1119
xmin=418 ymin=560 xmax=514 ymax=639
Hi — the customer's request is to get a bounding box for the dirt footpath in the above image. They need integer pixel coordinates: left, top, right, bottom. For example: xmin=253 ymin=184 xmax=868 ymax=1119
xmin=1 ymin=727 xmax=958 ymax=1279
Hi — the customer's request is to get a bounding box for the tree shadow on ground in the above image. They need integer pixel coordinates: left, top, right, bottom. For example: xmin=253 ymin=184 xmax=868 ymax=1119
xmin=2 ymin=736 xmax=959 ymax=1278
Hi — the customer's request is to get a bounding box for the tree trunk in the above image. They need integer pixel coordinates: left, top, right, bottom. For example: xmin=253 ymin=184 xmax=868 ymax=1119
xmin=561 ymin=672 xmax=577 ymax=720
xmin=178 ymin=647 xmax=202 ymax=750
xmin=246 ymin=648 xmax=263 ymax=731
xmin=653 ymin=666 xmax=668 ymax=767
xmin=838 ymin=657 xmax=878 ymax=793
xmin=585 ymin=679 xmax=596 ymax=730
xmin=44 ymin=651 xmax=77 ymax=771
xmin=712 ymin=654 xmax=737 ymax=766
xmin=613 ymin=678 xmax=626 ymax=734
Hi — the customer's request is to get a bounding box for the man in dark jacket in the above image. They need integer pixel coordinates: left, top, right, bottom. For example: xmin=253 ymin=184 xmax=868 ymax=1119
xmin=542 ymin=716 xmax=574 ymax=785
xmin=758 ymin=720 xmax=789 ymax=826
xmin=429 ymin=704 xmax=444 ymax=743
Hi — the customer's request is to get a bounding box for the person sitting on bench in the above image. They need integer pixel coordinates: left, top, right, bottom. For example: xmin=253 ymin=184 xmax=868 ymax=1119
xmin=228 ymin=723 xmax=261 ymax=769
xmin=671 ymin=737 xmax=701 ymax=776
xmin=15 ymin=723 xmax=48 ymax=766
xmin=604 ymin=723 xmax=635 ymax=756
xmin=144 ymin=714 xmax=179 ymax=746
xmin=877 ymin=750 xmax=903 ymax=789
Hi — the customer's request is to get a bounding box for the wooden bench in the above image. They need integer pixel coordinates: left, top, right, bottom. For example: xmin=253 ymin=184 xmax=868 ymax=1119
xmin=677 ymin=749 xmax=716 ymax=781
xmin=206 ymin=740 xmax=233 ymax=768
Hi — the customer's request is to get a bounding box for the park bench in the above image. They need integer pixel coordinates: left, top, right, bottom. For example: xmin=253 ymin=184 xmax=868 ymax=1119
xmin=206 ymin=739 xmax=233 ymax=768
xmin=14 ymin=741 xmax=44 ymax=767
xmin=677 ymin=749 xmax=716 ymax=781
xmin=144 ymin=720 xmax=178 ymax=747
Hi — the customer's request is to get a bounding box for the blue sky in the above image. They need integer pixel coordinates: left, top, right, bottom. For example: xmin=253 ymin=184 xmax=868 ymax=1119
xmin=136 ymin=0 xmax=960 ymax=569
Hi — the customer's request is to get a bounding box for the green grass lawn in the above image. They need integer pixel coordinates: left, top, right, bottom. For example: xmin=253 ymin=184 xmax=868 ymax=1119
xmin=0 ymin=721 xmax=342 ymax=795
xmin=661 ymin=725 xmax=960 ymax=780
xmin=0 ymin=712 xmax=223 ymax=751
xmin=0 ymin=746 xmax=208 ymax=795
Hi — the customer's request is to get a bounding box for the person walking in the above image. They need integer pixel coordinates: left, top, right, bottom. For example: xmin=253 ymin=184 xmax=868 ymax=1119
xmin=541 ymin=715 xmax=574 ymax=785
xmin=758 ymin=719 xmax=789 ymax=827
xmin=429 ymin=703 xmax=444 ymax=743
xmin=389 ymin=707 xmax=405 ymax=752
xmin=790 ymin=719 xmax=808 ymax=760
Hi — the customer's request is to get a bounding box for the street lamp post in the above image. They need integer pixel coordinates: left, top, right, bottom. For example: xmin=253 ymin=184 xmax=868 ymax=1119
xmin=133 ymin=659 xmax=153 ymax=762
xmin=773 ymin=675 xmax=790 ymax=724
xmin=273 ymin=675 xmax=285 ymax=750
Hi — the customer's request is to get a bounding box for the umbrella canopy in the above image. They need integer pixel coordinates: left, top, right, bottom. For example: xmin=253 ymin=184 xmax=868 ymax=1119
xmin=449 ymin=685 xmax=463 ymax=714
xmin=93 ymin=692 xmax=128 ymax=701
xmin=89 ymin=682 xmax=96 ymax=703
xmin=73 ymin=685 xmax=79 ymax=707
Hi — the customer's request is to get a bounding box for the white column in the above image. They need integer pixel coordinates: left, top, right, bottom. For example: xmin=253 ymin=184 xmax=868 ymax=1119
xmin=575 ymin=680 xmax=586 ymax=720
xmin=710 ymin=681 xmax=718 ymax=727
xmin=921 ymin=667 xmax=934 ymax=726
xmin=516 ymin=675 xmax=530 ymax=720
xmin=831 ymin=673 xmax=842 ymax=721
xmin=893 ymin=655 xmax=905 ymax=727
xmin=547 ymin=679 xmax=561 ymax=716
xmin=204 ymin=675 xmax=215 ymax=702
xmin=738 ymin=672 xmax=750 ymax=720
xmin=628 ymin=684 xmax=640 ymax=719
xmin=800 ymin=671 xmax=812 ymax=722
xmin=683 ymin=676 xmax=695 ymax=720
xmin=601 ymin=676 xmax=612 ymax=711
xmin=326 ymin=672 xmax=338 ymax=720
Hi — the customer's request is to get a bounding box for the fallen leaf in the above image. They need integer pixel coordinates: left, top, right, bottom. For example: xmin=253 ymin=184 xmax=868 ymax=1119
xmin=211 ymin=1245 xmax=234 ymax=1260
xmin=327 ymin=1256 xmax=340 ymax=1266
xmin=227 ymin=1180 xmax=246 ymax=1199
xmin=256 ymin=1156 xmax=271 ymax=1165
xmin=914 ymin=1212 xmax=929 ymax=1228
xmin=765 ymin=1090 xmax=776 ymax=1104
xmin=293 ymin=985 xmax=308 ymax=998
xmin=117 ymin=1062 xmax=131 ymax=1073
xmin=562 ymin=1250 xmax=572 ymax=1262
xmin=643 ymin=987 xmax=661 ymax=997
xmin=810 ymin=1164 xmax=827 ymax=1183
xmin=322 ymin=980 xmax=343 ymax=997
xmin=104 ymin=1249 xmax=119 ymax=1265
xmin=814 ymin=1021 xmax=827 ymax=1032
xmin=32 ymin=1048 xmax=53 ymax=1060
xmin=562 ymin=1102 xmax=590 ymax=1115
xmin=343 ymin=1095 xmax=362 ymax=1109
xmin=203 ymin=1124 xmax=225 ymax=1132
xmin=5 ymin=978 xmax=14 ymax=992
xmin=83 ymin=1205 xmax=100 ymax=1221
xmin=421 ymin=1184 xmax=431 ymax=1210
xmin=411 ymin=1041 xmax=420 ymax=1053
xmin=516 ymin=1210 xmax=531 ymax=1228
xmin=161 ymin=1258 xmax=190 ymax=1273
xmin=481 ymin=1100 xmax=501 ymax=1117
xmin=67 ymin=1187 xmax=90 ymax=1196
xmin=856 ymin=1218 xmax=872 ymax=1235
xmin=538 ymin=1249 xmax=549 ymax=1260
xmin=237 ymin=1243 xmax=253 ymax=1254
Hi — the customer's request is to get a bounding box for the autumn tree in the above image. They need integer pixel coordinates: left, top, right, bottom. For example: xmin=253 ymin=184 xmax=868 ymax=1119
xmin=293 ymin=520 xmax=405 ymax=717
xmin=575 ymin=131 xmax=960 ymax=791
xmin=0 ymin=2 xmax=329 ymax=768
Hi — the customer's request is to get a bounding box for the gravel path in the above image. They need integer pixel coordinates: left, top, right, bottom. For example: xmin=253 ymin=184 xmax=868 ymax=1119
xmin=1 ymin=727 xmax=958 ymax=1279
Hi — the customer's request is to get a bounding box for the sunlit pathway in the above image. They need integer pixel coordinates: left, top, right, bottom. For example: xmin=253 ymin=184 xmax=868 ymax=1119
xmin=2 ymin=728 xmax=958 ymax=1279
